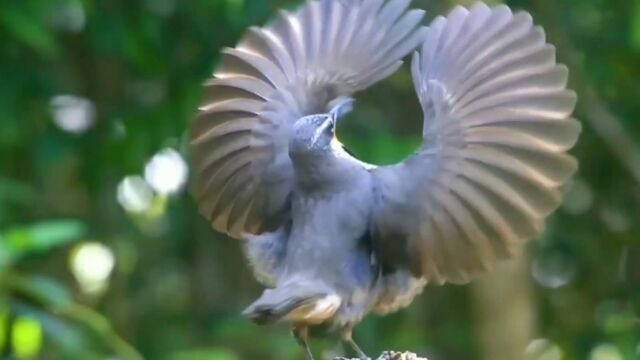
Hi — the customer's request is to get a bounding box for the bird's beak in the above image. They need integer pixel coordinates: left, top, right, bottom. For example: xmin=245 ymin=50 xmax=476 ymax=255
xmin=328 ymin=97 xmax=355 ymax=126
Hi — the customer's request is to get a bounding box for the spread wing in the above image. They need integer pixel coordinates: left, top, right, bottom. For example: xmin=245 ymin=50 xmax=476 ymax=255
xmin=191 ymin=0 xmax=426 ymax=238
xmin=370 ymin=4 xmax=581 ymax=284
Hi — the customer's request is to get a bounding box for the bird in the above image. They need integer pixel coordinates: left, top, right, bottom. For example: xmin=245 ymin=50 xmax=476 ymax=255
xmin=189 ymin=0 xmax=580 ymax=359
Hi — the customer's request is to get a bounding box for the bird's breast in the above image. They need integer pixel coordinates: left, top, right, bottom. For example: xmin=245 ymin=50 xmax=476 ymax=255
xmin=284 ymin=174 xmax=374 ymax=276
xmin=291 ymin=177 xmax=372 ymax=243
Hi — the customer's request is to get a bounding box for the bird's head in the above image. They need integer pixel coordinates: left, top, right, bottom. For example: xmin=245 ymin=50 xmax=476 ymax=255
xmin=289 ymin=97 xmax=354 ymax=155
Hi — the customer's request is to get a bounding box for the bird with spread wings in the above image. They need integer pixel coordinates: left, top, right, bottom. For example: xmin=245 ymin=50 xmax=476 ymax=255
xmin=190 ymin=1 xmax=580 ymax=358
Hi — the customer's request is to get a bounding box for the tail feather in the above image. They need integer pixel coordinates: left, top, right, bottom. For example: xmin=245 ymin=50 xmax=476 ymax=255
xmin=242 ymin=282 xmax=341 ymax=325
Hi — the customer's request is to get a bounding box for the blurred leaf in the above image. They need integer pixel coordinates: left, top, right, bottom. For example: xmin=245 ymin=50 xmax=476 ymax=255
xmin=169 ymin=348 xmax=239 ymax=360
xmin=0 ymin=243 xmax=11 ymax=269
xmin=0 ymin=4 xmax=58 ymax=56
xmin=632 ymin=0 xmax=640 ymax=51
xmin=0 ymin=307 xmax=7 ymax=351
xmin=22 ymin=276 xmax=73 ymax=308
xmin=25 ymin=220 xmax=87 ymax=249
xmin=58 ymin=304 xmax=144 ymax=360
xmin=12 ymin=303 xmax=94 ymax=360
xmin=6 ymin=274 xmax=143 ymax=360
xmin=12 ymin=316 xmax=43 ymax=359
xmin=1 ymin=273 xmax=73 ymax=311
xmin=1 ymin=220 xmax=87 ymax=260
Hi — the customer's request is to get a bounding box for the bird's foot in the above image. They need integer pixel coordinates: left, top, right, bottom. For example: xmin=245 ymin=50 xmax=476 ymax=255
xmin=293 ymin=325 xmax=315 ymax=360
xmin=333 ymin=351 xmax=427 ymax=360
xmin=342 ymin=329 xmax=370 ymax=360
xmin=378 ymin=351 xmax=426 ymax=360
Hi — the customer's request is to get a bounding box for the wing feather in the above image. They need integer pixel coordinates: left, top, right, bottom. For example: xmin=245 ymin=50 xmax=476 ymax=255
xmin=191 ymin=0 xmax=426 ymax=238
xmin=370 ymin=4 xmax=580 ymax=283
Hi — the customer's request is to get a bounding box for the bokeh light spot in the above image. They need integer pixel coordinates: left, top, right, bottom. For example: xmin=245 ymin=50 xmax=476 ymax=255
xmin=144 ymin=148 xmax=188 ymax=195
xmin=532 ymin=252 xmax=577 ymax=289
xmin=50 ymin=95 xmax=95 ymax=134
xmin=599 ymin=206 xmax=631 ymax=233
xmin=117 ymin=176 xmax=154 ymax=213
xmin=589 ymin=344 xmax=623 ymax=360
xmin=595 ymin=301 xmax=637 ymax=334
xmin=47 ymin=0 xmax=85 ymax=32
xmin=562 ymin=178 xmax=594 ymax=215
xmin=525 ymin=338 xmax=563 ymax=360
xmin=70 ymin=242 xmax=115 ymax=295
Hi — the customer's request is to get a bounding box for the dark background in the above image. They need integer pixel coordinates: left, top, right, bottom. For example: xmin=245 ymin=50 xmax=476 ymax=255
xmin=0 ymin=0 xmax=639 ymax=359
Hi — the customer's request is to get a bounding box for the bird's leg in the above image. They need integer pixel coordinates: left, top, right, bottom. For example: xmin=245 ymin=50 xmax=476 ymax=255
xmin=292 ymin=325 xmax=315 ymax=360
xmin=342 ymin=327 xmax=369 ymax=359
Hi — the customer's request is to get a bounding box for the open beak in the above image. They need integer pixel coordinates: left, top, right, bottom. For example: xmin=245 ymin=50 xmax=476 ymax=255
xmin=328 ymin=97 xmax=355 ymax=125
xmin=309 ymin=97 xmax=354 ymax=147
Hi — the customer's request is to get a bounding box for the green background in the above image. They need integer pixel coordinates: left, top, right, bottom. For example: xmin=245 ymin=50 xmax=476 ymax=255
xmin=0 ymin=0 xmax=639 ymax=359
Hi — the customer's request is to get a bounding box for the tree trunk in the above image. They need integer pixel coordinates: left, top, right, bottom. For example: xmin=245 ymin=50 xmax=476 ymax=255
xmin=470 ymin=257 xmax=535 ymax=360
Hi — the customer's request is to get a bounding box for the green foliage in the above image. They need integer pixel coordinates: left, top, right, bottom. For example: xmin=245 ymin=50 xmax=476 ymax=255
xmin=0 ymin=0 xmax=638 ymax=359
xmin=631 ymin=0 xmax=640 ymax=51
xmin=12 ymin=316 xmax=43 ymax=359
xmin=0 ymin=220 xmax=86 ymax=270
xmin=168 ymin=348 xmax=239 ymax=360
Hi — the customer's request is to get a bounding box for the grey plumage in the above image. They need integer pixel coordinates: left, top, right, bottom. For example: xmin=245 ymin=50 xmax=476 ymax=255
xmin=190 ymin=1 xmax=580 ymax=358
